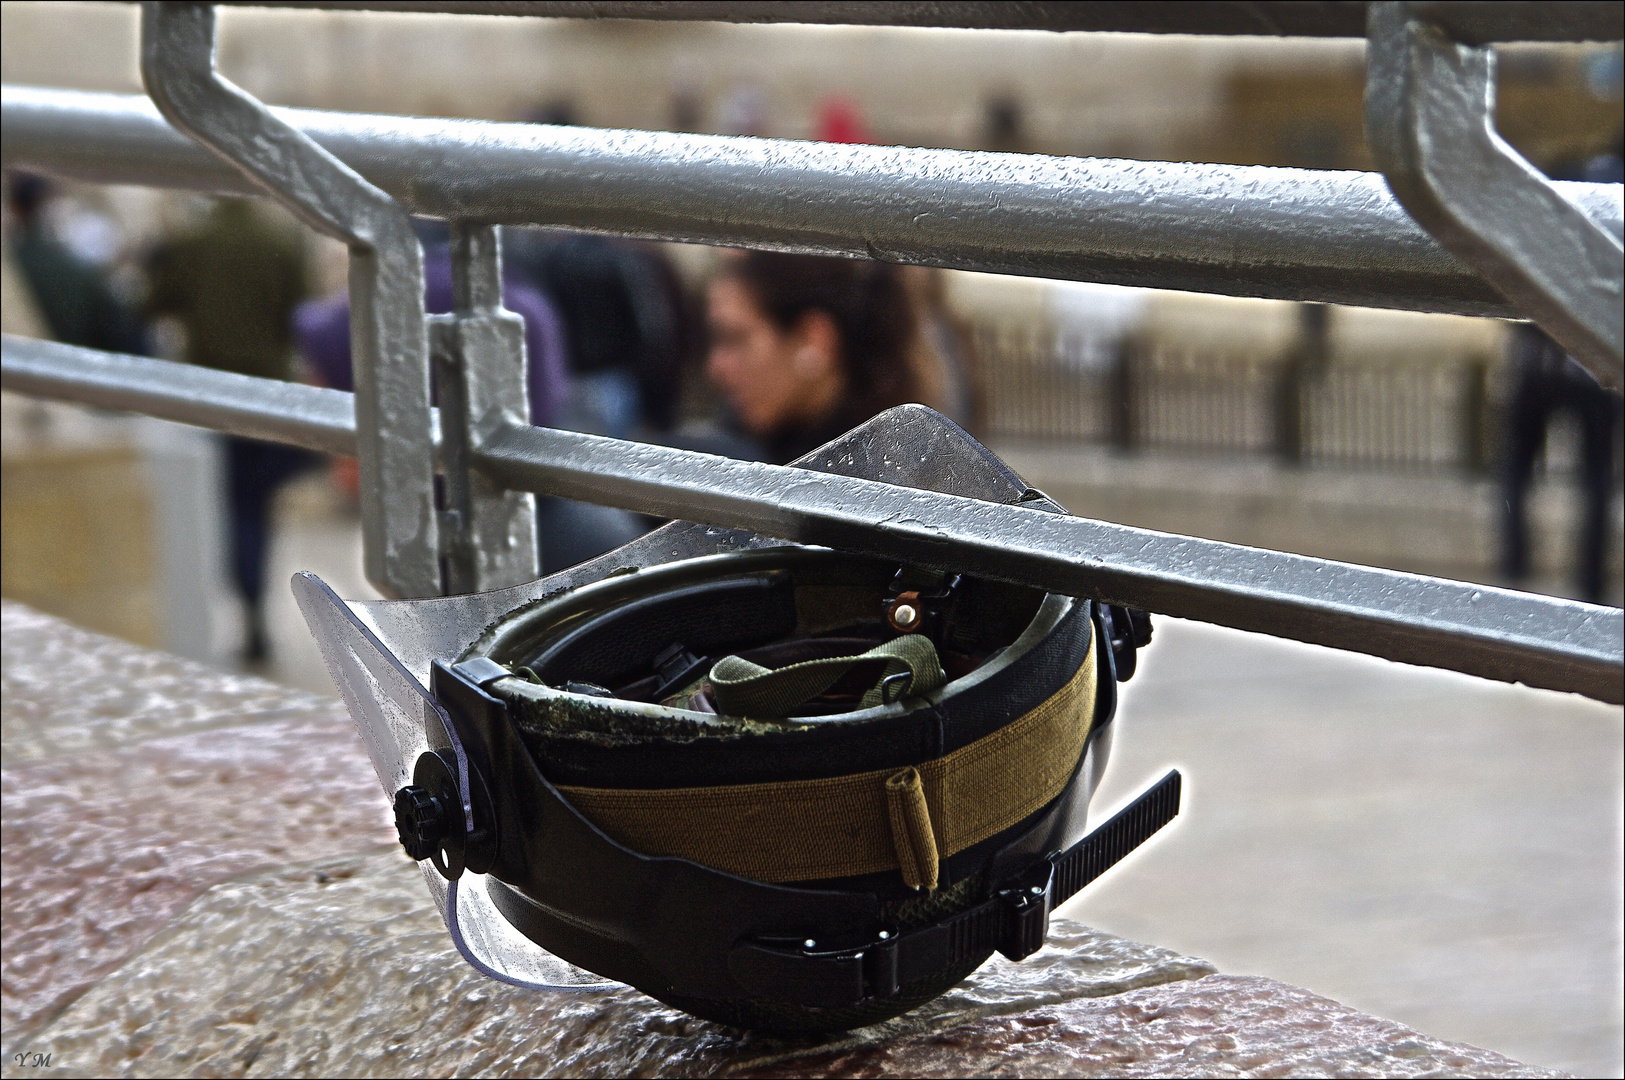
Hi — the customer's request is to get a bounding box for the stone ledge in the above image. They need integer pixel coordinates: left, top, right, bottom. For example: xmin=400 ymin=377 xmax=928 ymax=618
xmin=0 ymin=600 xmax=391 ymax=1041
xmin=738 ymin=974 xmax=1566 ymax=1079
xmin=1 ymin=601 xmax=341 ymax=765
xmin=2 ymin=851 xmax=1218 ymax=1079
xmin=0 ymin=601 xmax=1563 ymax=1078
xmin=5 ymin=849 xmax=1555 ymax=1079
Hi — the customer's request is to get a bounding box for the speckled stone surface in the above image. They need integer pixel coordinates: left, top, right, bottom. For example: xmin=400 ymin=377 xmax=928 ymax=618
xmin=0 ymin=602 xmax=1561 ymax=1078
xmin=4 ymin=852 xmax=1218 ymax=1079
xmin=1 ymin=601 xmax=332 ymax=765
xmin=0 ymin=601 xmax=393 ymax=1042
xmin=738 ymin=975 xmax=1567 ymax=1079
xmin=6 ymin=850 xmax=1553 ymax=1079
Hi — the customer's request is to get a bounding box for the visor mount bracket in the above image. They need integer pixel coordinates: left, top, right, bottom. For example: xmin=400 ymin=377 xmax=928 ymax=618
xmin=887 ymin=593 xmax=923 ymax=633
xmin=884 ymin=571 xmax=962 ymax=637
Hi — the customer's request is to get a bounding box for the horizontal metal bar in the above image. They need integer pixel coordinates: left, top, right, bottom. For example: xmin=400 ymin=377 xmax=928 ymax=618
xmin=227 ymin=2 xmax=1624 ymax=41
xmin=1408 ymin=1 xmax=1624 ymax=45
xmin=225 ymin=1 xmax=1372 ymax=36
xmin=1 ymin=334 xmax=361 ymax=456
xmin=6 ymin=334 xmax=1619 ymax=702
xmin=7 ymin=86 xmax=1622 ymax=319
xmin=473 ymin=432 xmax=1625 ymax=707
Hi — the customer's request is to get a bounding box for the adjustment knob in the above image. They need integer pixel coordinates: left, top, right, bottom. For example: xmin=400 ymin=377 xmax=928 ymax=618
xmin=393 ymin=784 xmax=446 ymax=862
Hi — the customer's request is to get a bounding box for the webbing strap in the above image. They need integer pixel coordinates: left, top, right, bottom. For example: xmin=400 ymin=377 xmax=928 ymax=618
xmin=901 ymin=768 xmax=1184 ymax=972
xmin=727 ymin=770 xmax=1183 ymax=1008
xmin=558 ymin=639 xmax=1096 ymax=886
xmin=709 ymin=634 xmax=946 ymax=717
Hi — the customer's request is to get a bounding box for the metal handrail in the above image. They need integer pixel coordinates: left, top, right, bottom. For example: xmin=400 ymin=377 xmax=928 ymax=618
xmin=226 ymin=1 xmax=1623 ymax=42
xmin=140 ymin=1 xmax=443 ymax=597
xmin=7 ymin=334 xmax=1621 ymax=703
xmin=2 ymin=335 xmax=369 ymax=456
xmin=7 ymin=85 xmax=1622 ymax=320
xmin=1367 ymin=2 xmax=1624 ymax=390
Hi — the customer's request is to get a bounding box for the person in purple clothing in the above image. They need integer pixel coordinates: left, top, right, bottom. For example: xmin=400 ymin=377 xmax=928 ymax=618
xmin=294 ymin=241 xmax=569 ymax=425
xmin=294 ymin=225 xmax=646 ymax=576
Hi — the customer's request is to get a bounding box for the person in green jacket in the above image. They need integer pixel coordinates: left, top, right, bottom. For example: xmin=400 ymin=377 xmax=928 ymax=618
xmin=146 ymin=197 xmax=315 ymax=663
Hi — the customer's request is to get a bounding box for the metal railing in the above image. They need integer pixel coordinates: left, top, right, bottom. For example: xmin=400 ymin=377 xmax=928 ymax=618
xmin=6 ymin=85 xmax=1622 ymax=321
xmin=2 ymin=1 xmax=1621 ymax=704
xmin=978 ymin=329 xmax=1495 ymax=472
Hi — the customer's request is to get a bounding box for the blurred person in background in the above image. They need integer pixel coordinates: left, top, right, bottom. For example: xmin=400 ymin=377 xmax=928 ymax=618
xmin=146 ymin=197 xmax=314 ymax=662
xmin=983 ymin=95 xmax=1026 ymax=154
xmin=1499 ymin=324 xmax=1622 ymax=604
xmin=799 ymin=99 xmax=978 ymax=434
xmin=295 ymin=220 xmax=647 ymax=575
xmin=814 ymin=97 xmax=871 ymax=145
xmin=1498 ymin=142 xmax=1623 ymax=605
xmin=502 ymin=227 xmax=691 ymax=439
xmin=509 ymin=101 xmax=694 ymax=440
xmin=6 ymin=173 xmax=144 ymax=355
xmin=703 ymin=251 xmax=931 ymax=464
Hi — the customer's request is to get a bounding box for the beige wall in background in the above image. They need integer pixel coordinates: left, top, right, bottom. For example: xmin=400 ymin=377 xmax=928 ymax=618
xmin=1 ymin=1 xmax=1363 ymax=159
xmin=7 ymin=3 xmax=1613 ymax=165
xmin=2 ymin=250 xmax=158 ymax=646
xmin=1 ymin=393 xmax=160 ymax=649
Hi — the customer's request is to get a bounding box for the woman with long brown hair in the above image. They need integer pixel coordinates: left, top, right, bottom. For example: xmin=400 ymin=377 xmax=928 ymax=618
xmin=705 ymin=251 xmax=929 ymax=463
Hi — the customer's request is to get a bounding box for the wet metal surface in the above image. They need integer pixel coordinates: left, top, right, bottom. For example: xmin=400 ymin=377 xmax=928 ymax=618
xmin=140 ymin=4 xmax=439 ymax=598
xmin=431 ymin=223 xmax=539 ymax=594
xmin=472 ymin=416 xmax=1624 ymax=702
xmin=6 ymin=342 xmax=1618 ymax=701
xmin=6 ymin=84 xmax=1621 ymax=320
xmin=186 ymin=1 xmax=1379 ymax=37
xmin=1366 ymin=3 xmax=1624 ymax=389
xmin=0 ymin=336 xmax=365 ymax=459
xmin=156 ymin=1 xmax=1625 ymax=43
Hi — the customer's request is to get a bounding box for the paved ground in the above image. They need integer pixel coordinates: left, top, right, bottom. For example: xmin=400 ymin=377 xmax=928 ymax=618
xmin=1077 ymin=618 xmax=1622 ymax=1078
xmin=248 ymin=485 xmax=1624 ymax=1078
xmin=994 ymin=441 xmax=1624 ymax=603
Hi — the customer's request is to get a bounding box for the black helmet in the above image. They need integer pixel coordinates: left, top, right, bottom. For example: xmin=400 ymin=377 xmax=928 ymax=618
xmin=296 ymin=407 xmax=1175 ymax=1034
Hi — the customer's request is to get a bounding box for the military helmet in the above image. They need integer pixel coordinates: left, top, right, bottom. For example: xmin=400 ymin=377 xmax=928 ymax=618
xmin=297 ymin=406 xmax=1175 ymax=1034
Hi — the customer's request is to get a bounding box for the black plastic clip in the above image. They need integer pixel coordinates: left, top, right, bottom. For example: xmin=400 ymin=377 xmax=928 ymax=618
xmin=1100 ymin=604 xmax=1153 ymax=682
xmin=863 ymin=929 xmax=901 ymax=998
xmin=651 ymin=642 xmax=710 ymax=700
xmin=996 ymin=860 xmax=1055 ymax=961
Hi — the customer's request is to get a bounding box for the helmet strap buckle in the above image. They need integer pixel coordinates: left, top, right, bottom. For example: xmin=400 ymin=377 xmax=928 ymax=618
xmin=996 ymin=861 xmax=1055 ymax=962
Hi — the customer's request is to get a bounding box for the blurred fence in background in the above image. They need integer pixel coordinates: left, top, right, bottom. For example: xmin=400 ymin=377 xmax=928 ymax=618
xmin=976 ymin=325 xmax=1499 ymax=474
